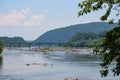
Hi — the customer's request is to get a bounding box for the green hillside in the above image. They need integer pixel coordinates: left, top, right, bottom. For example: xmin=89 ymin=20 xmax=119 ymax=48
xmin=34 ymin=22 xmax=117 ymax=43
xmin=68 ymin=32 xmax=106 ymax=47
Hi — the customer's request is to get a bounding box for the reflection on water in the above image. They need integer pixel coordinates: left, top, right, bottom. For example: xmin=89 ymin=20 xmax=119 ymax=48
xmin=0 ymin=49 xmax=119 ymax=80
xmin=0 ymin=56 xmax=3 ymax=71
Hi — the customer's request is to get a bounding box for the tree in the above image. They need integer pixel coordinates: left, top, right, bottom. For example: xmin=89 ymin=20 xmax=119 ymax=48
xmin=100 ymin=26 xmax=120 ymax=77
xmin=78 ymin=0 xmax=120 ymax=23
xmin=78 ymin=0 xmax=120 ymax=77
xmin=0 ymin=41 xmax=3 ymax=54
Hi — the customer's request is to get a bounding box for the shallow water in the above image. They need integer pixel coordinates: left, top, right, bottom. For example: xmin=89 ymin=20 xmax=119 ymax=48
xmin=0 ymin=49 xmax=119 ymax=80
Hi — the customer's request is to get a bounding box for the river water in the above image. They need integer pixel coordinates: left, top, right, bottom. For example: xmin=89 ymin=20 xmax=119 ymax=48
xmin=0 ymin=49 xmax=119 ymax=80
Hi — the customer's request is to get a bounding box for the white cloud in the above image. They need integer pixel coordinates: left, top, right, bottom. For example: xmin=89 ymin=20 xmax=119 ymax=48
xmin=0 ymin=7 xmax=46 ymax=27
xmin=0 ymin=7 xmax=30 ymax=26
xmin=23 ymin=14 xmax=45 ymax=27
xmin=21 ymin=7 xmax=30 ymax=15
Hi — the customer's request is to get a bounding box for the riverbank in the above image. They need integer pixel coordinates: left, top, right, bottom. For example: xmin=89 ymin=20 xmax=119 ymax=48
xmin=3 ymin=47 xmax=100 ymax=57
xmin=1 ymin=48 xmax=119 ymax=80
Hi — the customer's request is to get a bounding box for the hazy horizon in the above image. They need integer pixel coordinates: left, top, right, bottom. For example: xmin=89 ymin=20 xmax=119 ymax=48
xmin=0 ymin=21 xmax=101 ymax=41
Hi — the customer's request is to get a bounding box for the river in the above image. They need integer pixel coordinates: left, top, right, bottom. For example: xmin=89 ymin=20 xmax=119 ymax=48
xmin=0 ymin=48 xmax=119 ymax=80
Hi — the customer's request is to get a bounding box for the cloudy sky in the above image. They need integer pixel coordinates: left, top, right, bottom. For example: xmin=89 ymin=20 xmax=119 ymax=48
xmin=0 ymin=0 xmax=117 ymax=40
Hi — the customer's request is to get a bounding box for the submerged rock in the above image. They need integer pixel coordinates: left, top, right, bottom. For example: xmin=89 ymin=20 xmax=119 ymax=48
xmin=64 ymin=77 xmax=73 ymax=80
xmin=26 ymin=63 xmax=53 ymax=67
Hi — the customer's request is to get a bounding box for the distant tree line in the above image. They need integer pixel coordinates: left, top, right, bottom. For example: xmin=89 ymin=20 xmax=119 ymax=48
xmin=67 ymin=31 xmax=106 ymax=47
xmin=0 ymin=37 xmax=26 ymax=47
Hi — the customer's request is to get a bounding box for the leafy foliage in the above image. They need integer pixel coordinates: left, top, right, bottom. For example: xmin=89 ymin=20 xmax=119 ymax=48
xmin=78 ymin=0 xmax=120 ymax=77
xmin=98 ymin=26 xmax=120 ymax=77
xmin=0 ymin=41 xmax=3 ymax=54
xmin=78 ymin=0 xmax=120 ymax=23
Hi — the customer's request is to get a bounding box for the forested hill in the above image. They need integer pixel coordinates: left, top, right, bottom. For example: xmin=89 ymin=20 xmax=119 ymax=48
xmin=68 ymin=32 xmax=105 ymax=47
xmin=34 ymin=22 xmax=117 ymax=43
xmin=0 ymin=37 xmax=26 ymax=47
xmin=0 ymin=37 xmax=26 ymax=44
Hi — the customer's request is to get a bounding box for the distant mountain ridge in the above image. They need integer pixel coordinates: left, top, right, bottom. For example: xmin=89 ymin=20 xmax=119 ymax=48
xmin=0 ymin=37 xmax=26 ymax=47
xmin=0 ymin=37 xmax=26 ymax=43
xmin=34 ymin=22 xmax=117 ymax=43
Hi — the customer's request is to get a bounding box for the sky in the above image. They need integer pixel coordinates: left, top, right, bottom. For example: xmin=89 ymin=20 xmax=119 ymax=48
xmin=0 ymin=0 xmax=118 ymax=40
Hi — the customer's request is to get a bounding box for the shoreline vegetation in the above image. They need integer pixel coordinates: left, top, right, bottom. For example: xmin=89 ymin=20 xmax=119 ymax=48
xmin=0 ymin=41 xmax=3 ymax=55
